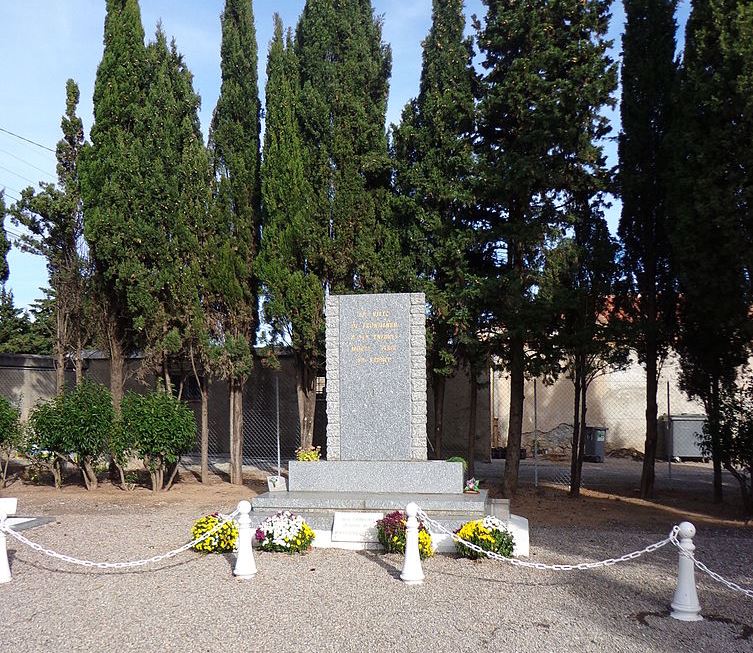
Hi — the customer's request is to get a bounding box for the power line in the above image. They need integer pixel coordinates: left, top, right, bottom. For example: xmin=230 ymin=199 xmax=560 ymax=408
xmin=0 ymin=126 xmax=55 ymax=153
xmin=0 ymin=181 xmax=22 ymax=196
xmin=0 ymin=164 xmax=36 ymax=185
xmin=0 ymin=148 xmax=55 ymax=180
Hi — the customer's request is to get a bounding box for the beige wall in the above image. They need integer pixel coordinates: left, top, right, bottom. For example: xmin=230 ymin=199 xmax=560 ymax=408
xmin=492 ymin=354 xmax=705 ymax=455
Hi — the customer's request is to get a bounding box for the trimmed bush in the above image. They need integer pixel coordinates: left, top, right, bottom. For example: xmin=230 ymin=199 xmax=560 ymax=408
xmin=28 ymin=382 xmax=114 ymax=489
xmin=120 ymin=391 xmax=195 ymax=492
xmin=0 ymin=395 xmax=22 ymax=488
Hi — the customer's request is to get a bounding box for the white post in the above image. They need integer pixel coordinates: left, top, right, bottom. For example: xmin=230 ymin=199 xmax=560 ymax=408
xmin=0 ymin=514 xmax=11 ymax=583
xmin=233 ymin=500 xmax=257 ymax=579
xmin=670 ymin=521 xmax=702 ymax=621
xmin=400 ymin=502 xmax=425 ymax=585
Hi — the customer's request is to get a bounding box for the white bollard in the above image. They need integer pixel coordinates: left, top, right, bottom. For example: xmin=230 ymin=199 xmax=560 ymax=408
xmin=670 ymin=521 xmax=703 ymax=621
xmin=0 ymin=514 xmax=11 ymax=583
xmin=233 ymin=500 xmax=257 ymax=579
xmin=400 ymin=502 xmax=425 ymax=585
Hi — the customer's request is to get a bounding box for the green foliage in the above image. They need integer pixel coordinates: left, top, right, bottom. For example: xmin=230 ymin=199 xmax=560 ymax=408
xmin=27 ymin=381 xmax=114 ymax=489
xmin=191 ymin=513 xmax=239 ymax=554
xmin=258 ymin=16 xmax=323 ymax=435
xmin=295 ymin=0 xmax=398 ymax=293
xmin=446 ymin=456 xmax=468 ymax=473
xmin=120 ymin=390 xmax=196 ymax=491
xmin=392 ymin=0 xmax=478 ymax=387
xmin=295 ymin=445 xmax=321 ymax=461
xmin=670 ymin=0 xmax=753 ymax=500
xmin=0 ymin=192 xmax=8 ymax=284
xmin=207 ymin=0 xmax=261 ymax=382
xmin=0 ymin=288 xmax=52 ymax=354
xmin=0 ymin=395 xmax=22 ymax=487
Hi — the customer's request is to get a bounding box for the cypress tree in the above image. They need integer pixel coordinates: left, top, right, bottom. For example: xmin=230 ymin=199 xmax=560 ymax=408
xmin=11 ymin=79 xmax=89 ymax=391
xmin=0 ymin=192 xmax=8 ymax=285
xmin=296 ymin=0 xmax=396 ymax=293
xmin=208 ymin=0 xmax=261 ymax=485
xmin=80 ymin=0 xmax=148 ymax=411
xmin=618 ymin=0 xmax=678 ymax=500
xmin=475 ymin=0 xmax=616 ymax=497
xmin=671 ymin=0 xmax=753 ymax=503
xmin=258 ymin=16 xmax=323 ymax=449
xmin=391 ymin=0 xmax=477 ymax=458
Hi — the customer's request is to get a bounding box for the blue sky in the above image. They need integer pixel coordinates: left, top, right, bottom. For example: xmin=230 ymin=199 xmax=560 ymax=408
xmin=0 ymin=0 xmax=689 ymax=310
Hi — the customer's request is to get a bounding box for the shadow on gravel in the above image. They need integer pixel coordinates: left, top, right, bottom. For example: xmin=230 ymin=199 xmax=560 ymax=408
xmin=355 ymin=550 xmax=401 ymax=580
xmin=635 ymin=611 xmax=753 ymax=641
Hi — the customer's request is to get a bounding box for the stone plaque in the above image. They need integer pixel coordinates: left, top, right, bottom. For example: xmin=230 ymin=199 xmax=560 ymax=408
xmin=331 ymin=512 xmax=384 ymax=543
xmin=338 ymin=294 xmax=411 ymax=460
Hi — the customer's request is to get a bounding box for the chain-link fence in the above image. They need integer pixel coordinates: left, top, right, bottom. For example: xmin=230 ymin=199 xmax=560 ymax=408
xmin=491 ymin=353 xmax=705 ymax=458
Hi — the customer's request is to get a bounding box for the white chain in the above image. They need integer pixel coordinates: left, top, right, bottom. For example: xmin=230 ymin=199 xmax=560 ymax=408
xmin=669 ymin=530 xmax=753 ymax=599
xmin=0 ymin=510 xmax=239 ymax=570
xmin=416 ymin=508 xmax=675 ymax=571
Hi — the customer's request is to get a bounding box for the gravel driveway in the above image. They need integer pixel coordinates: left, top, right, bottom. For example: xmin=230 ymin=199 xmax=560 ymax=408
xmin=2 ymin=498 xmax=751 ymax=653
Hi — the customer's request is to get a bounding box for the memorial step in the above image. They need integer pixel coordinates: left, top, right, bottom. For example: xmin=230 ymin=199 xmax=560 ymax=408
xmin=251 ymin=489 xmax=496 ymax=515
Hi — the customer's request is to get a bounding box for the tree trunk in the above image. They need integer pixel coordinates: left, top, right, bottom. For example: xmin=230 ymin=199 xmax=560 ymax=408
xmin=467 ymin=371 xmax=478 ymax=478
xmin=574 ymin=376 xmax=589 ymax=496
xmin=502 ymin=337 xmax=525 ymax=498
xmin=569 ymin=368 xmax=582 ymax=498
xmin=230 ymin=379 xmax=244 ymax=485
xmin=55 ymin=299 xmax=66 ymax=394
xmin=109 ymin=330 xmax=125 ymax=416
xmin=81 ymin=457 xmax=98 ymax=491
xmin=296 ymin=358 xmax=317 ymax=450
xmin=640 ymin=335 xmax=659 ymax=499
xmin=433 ymin=373 xmax=446 ymax=459
xmin=710 ymin=377 xmax=723 ymax=503
xmin=165 ymin=457 xmax=180 ymax=491
xmin=74 ymin=337 xmax=83 ymax=386
xmin=200 ymin=379 xmax=209 ymax=484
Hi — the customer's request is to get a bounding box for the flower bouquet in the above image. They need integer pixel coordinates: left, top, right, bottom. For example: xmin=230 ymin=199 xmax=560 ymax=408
xmin=191 ymin=513 xmax=239 ymax=554
xmin=255 ymin=510 xmax=315 ymax=553
xmin=295 ymin=445 xmax=321 ymax=461
xmin=454 ymin=516 xmax=514 ymax=560
xmin=464 ymin=478 xmax=480 ymax=493
xmin=376 ymin=510 xmax=434 ymax=560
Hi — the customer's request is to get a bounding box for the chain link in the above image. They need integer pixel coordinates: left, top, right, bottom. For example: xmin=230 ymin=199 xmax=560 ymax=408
xmin=416 ymin=508 xmax=675 ymax=571
xmin=668 ymin=530 xmax=753 ymax=599
xmin=0 ymin=510 xmax=239 ymax=570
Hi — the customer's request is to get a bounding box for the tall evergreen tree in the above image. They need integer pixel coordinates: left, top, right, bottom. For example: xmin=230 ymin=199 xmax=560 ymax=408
xmin=475 ymin=0 xmax=616 ymax=497
xmin=258 ymin=15 xmax=322 ymax=449
xmin=618 ymin=0 xmax=678 ymax=499
xmin=80 ymin=0 xmax=149 ymax=411
xmin=670 ymin=0 xmax=753 ymax=503
xmin=296 ymin=0 xmax=397 ymax=294
xmin=391 ymin=0 xmax=477 ymax=459
xmin=0 ymin=192 xmax=8 ymax=285
xmin=11 ymin=79 xmax=89 ymax=391
xmin=208 ymin=0 xmax=262 ymax=485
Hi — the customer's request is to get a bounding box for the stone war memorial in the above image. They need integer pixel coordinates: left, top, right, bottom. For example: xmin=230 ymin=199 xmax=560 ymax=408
xmin=252 ymin=292 xmax=528 ymax=553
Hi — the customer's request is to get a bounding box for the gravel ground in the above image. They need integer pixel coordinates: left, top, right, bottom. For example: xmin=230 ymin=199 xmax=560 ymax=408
xmin=1 ymin=498 xmax=751 ymax=653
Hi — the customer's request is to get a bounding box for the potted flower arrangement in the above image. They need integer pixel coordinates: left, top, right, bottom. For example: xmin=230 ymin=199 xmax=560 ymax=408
xmin=295 ymin=445 xmax=321 ymax=461
xmin=255 ymin=510 xmax=315 ymax=553
xmin=191 ymin=513 xmax=239 ymax=554
xmin=376 ymin=510 xmax=434 ymax=560
xmin=464 ymin=478 xmax=480 ymax=494
xmin=454 ymin=516 xmax=514 ymax=560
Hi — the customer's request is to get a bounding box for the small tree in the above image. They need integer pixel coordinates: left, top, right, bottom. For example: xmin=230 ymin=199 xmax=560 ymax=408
xmin=0 ymin=395 xmax=22 ymax=488
xmin=120 ymin=391 xmax=195 ymax=492
xmin=705 ymin=378 xmax=753 ymax=518
xmin=28 ymin=381 xmax=114 ymax=489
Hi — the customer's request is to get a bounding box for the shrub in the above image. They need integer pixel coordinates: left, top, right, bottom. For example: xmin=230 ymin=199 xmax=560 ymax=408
xmin=255 ymin=511 xmax=315 ymax=553
xmin=191 ymin=513 xmax=239 ymax=553
xmin=295 ymin=445 xmax=321 ymax=461
xmin=454 ymin=516 xmax=514 ymax=560
xmin=120 ymin=391 xmax=196 ymax=492
xmin=0 ymin=396 xmax=23 ymax=488
xmin=27 ymin=382 xmax=114 ymax=489
xmin=376 ymin=510 xmax=434 ymax=560
xmin=446 ymin=456 xmax=468 ymax=473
